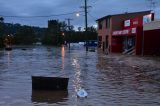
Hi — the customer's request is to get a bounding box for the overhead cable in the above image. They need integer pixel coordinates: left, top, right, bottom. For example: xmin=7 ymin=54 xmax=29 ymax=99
xmin=0 ymin=11 xmax=84 ymax=18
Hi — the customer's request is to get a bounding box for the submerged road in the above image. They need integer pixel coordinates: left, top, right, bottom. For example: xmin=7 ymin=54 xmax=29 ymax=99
xmin=0 ymin=45 xmax=159 ymax=106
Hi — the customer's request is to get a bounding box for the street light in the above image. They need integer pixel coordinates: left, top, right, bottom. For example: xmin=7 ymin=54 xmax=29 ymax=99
xmin=76 ymin=13 xmax=80 ymax=17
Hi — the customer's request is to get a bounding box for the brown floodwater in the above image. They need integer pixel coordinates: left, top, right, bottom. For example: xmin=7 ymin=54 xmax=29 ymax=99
xmin=0 ymin=45 xmax=159 ymax=106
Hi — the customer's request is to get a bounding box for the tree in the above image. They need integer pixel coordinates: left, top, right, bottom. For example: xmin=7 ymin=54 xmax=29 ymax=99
xmin=0 ymin=17 xmax=4 ymax=48
xmin=14 ymin=26 xmax=36 ymax=45
xmin=87 ymin=26 xmax=97 ymax=32
xmin=42 ymin=20 xmax=68 ymax=45
xmin=0 ymin=17 xmax=4 ymax=23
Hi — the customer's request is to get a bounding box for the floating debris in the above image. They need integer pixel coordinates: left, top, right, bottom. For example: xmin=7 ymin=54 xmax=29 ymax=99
xmin=77 ymin=89 xmax=88 ymax=98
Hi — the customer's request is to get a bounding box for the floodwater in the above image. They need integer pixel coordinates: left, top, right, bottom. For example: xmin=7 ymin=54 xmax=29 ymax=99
xmin=0 ymin=45 xmax=160 ymax=106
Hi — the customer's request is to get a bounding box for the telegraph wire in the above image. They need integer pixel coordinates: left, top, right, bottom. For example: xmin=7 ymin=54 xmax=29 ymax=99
xmin=89 ymin=0 xmax=101 ymax=5
xmin=0 ymin=11 xmax=84 ymax=18
xmin=88 ymin=13 xmax=97 ymax=22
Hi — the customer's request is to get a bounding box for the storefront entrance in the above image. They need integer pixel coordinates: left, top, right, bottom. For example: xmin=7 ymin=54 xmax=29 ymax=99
xmin=123 ymin=36 xmax=135 ymax=53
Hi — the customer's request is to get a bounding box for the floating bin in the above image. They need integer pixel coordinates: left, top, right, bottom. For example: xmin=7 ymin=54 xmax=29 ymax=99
xmin=32 ymin=76 xmax=69 ymax=90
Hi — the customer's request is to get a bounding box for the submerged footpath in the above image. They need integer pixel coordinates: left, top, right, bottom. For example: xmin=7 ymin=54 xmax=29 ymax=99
xmin=97 ymin=53 xmax=160 ymax=84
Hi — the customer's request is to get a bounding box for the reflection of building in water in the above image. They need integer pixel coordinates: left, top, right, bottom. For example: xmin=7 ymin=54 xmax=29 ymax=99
xmin=7 ymin=51 xmax=12 ymax=66
xmin=32 ymin=90 xmax=68 ymax=104
xmin=96 ymin=54 xmax=155 ymax=93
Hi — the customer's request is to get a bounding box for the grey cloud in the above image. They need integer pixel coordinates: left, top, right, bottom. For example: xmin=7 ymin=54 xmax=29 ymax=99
xmin=0 ymin=0 xmax=160 ymax=27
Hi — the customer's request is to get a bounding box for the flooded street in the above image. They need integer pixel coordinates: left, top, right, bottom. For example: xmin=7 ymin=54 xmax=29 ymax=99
xmin=0 ymin=45 xmax=160 ymax=106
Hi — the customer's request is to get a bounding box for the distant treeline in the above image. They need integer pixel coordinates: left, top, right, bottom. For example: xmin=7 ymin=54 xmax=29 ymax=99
xmin=0 ymin=17 xmax=97 ymax=48
xmin=42 ymin=20 xmax=97 ymax=45
xmin=0 ymin=17 xmax=46 ymax=47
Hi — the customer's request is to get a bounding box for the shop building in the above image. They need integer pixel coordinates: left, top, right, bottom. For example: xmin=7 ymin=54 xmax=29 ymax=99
xmin=96 ymin=10 xmax=154 ymax=55
xmin=143 ymin=20 xmax=160 ymax=55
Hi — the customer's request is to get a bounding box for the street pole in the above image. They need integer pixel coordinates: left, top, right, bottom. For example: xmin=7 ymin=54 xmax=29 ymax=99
xmin=84 ymin=0 xmax=88 ymax=51
xmin=65 ymin=18 xmax=73 ymax=50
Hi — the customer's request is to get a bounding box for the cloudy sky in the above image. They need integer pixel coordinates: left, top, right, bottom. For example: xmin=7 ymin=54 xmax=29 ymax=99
xmin=0 ymin=0 xmax=160 ymax=29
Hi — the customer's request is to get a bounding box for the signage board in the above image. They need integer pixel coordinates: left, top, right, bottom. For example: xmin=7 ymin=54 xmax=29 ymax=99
xmin=124 ymin=20 xmax=130 ymax=27
xmin=143 ymin=14 xmax=152 ymax=24
xmin=112 ymin=27 xmax=136 ymax=36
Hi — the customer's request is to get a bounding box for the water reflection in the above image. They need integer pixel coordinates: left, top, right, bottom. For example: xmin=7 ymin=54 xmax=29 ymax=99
xmin=32 ymin=90 xmax=68 ymax=104
xmin=72 ymin=57 xmax=82 ymax=106
xmin=7 ymin=51 xmax=12 ymax=66
xmin=72 ymin=58 xmax=82 ymax=91
xmin=61 ymin=45 xmax=65 ymax=70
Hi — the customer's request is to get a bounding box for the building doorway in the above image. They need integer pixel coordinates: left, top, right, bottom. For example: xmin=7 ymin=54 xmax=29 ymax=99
xmin=123 ymin=36 xmax=135 ymax=51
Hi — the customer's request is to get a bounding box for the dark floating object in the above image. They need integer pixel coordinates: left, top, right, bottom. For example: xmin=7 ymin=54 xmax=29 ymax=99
xmin=32 ymin=90 xmax=68 ymax=104
xmin=32 ymin=76 xmax=69 ymax=90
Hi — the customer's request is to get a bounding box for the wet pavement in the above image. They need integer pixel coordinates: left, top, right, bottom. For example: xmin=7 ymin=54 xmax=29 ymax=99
xmin=0 ymin=45 xmax=160 ymax=106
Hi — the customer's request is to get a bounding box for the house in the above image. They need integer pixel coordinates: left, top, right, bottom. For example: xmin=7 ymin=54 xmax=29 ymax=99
xmin=96 ymin=10 xmax=154 ymax=55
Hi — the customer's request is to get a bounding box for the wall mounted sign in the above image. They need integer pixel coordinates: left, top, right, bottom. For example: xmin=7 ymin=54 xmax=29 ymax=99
xmin=112 ymin=27 xmax=137 ymax=36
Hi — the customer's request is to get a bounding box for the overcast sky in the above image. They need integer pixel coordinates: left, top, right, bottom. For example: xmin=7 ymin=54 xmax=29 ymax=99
xmin=0 ymin=0 xmax=160 ymax=29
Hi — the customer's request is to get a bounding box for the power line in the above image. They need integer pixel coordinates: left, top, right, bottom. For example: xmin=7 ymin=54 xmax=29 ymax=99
xmin=0 ymin=11 xmax=84 ymax=18
xmin=90 ymin=0 xmax=101 ymax=5
xmin=88 ymin=13 xmax=96 ymax=22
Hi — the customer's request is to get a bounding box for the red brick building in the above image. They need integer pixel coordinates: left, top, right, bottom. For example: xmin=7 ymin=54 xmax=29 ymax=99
xmin=96 ymin=10 xmax=154 ymax=55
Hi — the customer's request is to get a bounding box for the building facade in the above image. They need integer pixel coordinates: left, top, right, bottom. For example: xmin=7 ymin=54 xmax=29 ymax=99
xmin=143 ymin=20 xmax=160 ymax=55
xmin=97 ymin=11 xmax=154 ymax=55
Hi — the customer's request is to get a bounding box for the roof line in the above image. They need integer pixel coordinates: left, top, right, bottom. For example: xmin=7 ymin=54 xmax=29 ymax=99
xmin=96 ymin=10 xmax=152 ymax=21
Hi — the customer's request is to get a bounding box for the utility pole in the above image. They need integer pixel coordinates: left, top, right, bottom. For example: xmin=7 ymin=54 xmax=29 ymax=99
xmin=84 ymin=0 xmax=91 ymax=51
xmin=80 ymin=0 xmax=91 ymax=51
xmin=65 ymin=18 xmax=73 ymax=49
xmin=85 ymin=0 xmax=88 ymax=32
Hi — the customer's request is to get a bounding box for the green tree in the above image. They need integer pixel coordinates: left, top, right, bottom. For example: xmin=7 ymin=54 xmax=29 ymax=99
xmin=0 ymin=17 xmax=4 ymax=23
xmin=42 ymin=20 xmax=67 ymax=45
xmin=0 ymin=17 xmax=4 ymax=48
xmin=14 ymin=26 xmax=36 ymax=45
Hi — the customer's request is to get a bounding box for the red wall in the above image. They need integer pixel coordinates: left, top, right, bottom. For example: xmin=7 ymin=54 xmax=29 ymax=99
xmin=111 ymin=37 xmax=123 ymax=53
xmin=143 ymin=29 xmax=160 ymax=55
xmin=135 ymin=27 xmax=143 ymax=55
xmin=124 ymin=17 xmax=143 ymax=29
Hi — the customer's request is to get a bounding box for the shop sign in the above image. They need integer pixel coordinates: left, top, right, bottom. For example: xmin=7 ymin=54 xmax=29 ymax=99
xmin=112 ymin=29 xmax=129 ymax=36
xmin=131 ymin=28 xmax=136 ymax=34
xmin=112 ymin=27 xmax=137 ymax=36
xmin=143 ymin=14 xmax=152 ymax=24
xmin=124 ymin=20 xmax=130 ymax=27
